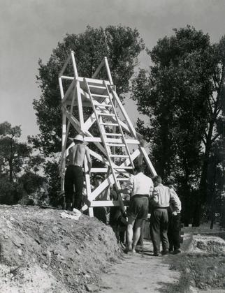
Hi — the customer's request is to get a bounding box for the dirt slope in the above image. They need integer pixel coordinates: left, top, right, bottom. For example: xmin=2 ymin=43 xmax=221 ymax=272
xmin=0 ymin=205 xmax=121 ymax=293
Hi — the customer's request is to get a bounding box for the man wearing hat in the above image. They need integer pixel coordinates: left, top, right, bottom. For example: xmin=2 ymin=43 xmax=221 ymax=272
xmin=64 ymin=134 xmax=92 ymax=210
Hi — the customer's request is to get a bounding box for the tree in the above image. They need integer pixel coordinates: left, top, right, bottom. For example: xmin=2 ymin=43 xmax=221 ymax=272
xmin=32 ymin=25 xmax=145 ymax=156
xmin=0 ymin=122 xmax=32 ymax=182
xmin=0 ymin=121 xmax=47 ymax=205
xmin=132 ymin=26 xmax=225 ymax=225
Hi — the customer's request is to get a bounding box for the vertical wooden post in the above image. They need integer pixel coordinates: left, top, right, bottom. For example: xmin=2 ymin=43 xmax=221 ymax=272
xmin=61 ymin=109 xmax=67 ymax=192
xmin=76 ymin=81 xmax=84 ymax=131
xmin=71 ymin=51 xmax=78 ymax=78
xmin=104 ymin=57 xmax=113 ymax=85
xmin=59 ymin=77 xmax=64 ymax=99
xmin=84 ymin=156 xmax=93 ymax=216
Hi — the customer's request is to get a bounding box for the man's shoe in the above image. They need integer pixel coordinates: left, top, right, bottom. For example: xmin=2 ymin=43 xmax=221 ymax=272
xmin=153 ymin=252 xmax=160 ymax=256
xmin=161 ymin=250 xmax=169 ymax=255
xmin=173 ymin=249 xmax=181 ymax=254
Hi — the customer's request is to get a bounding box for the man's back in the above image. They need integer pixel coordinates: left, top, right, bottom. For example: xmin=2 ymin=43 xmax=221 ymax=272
xmin=131 ymin=172 xmax=153 ymax=196
xmin=152 ymin=183 xmax=171 ymax=208
xmin=68 ymin=144 xmax=86 ymax=166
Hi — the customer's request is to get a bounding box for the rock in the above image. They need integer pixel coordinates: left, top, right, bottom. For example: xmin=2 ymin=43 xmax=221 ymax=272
xmin=185 ymin=268 xmax=191 ymax=274
xmin=85 ymin=284 xmax=99 ymax=292
xmin=17 ymin=249 xmax=22 ymax=256
xmin=188 ymin=285 xmax=198 ymax=293
xmin=76 ymin=249 xmax=81 ymax=255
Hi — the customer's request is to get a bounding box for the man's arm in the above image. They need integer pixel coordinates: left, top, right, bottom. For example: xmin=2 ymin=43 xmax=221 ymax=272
xmin=85 ymin=147 xmax=92 ymax=172
xmin=149 ymin=179 xmax=154 ymax=197
xmin=170 ymin=188 xmax=181 ymax=213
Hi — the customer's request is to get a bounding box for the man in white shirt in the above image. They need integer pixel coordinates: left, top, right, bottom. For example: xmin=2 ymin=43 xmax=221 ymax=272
xmin=150 ymin=176 xmax=180 ymax=256
xmin=120 ymin=165 xmax=153 ymax=253
xmin=167 ymin=181 xmax=182 ymax=254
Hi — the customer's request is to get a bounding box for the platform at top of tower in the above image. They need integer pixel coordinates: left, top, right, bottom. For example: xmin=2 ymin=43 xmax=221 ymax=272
xmin=61 ymin=77 xmax=112 ymax=105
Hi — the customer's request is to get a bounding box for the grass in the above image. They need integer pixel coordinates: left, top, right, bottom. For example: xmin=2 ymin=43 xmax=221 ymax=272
xmin=158 ymin=224 xmax=225 ymax=293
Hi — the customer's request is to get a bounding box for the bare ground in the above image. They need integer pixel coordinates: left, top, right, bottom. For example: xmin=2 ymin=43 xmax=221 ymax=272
xmin=1 ymin=205 xmax=225 ymax=293
xmin=99 ymin=241 xmax=180 ymax=293
xmin=0 ymin=205 xmax=120 ymax=293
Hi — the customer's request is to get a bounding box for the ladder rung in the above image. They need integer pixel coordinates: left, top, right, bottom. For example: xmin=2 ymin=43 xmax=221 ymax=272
xmin=114 ymin=166 xmax=133 ymax=169
xmin=116 ymin=178 xmax=130 ymax=181
xmin=105 ymin=133 xmax=122 ymax=136
xmin=89 ymin=85 xmax=106 ymax=89
xmin=110 ymin=155 xmax=129 ymax=158
xmin=92 ymin=94 xmax=109 ymax=98
xmin=93 ymin=103 xmax=113 ymax=108
xmin=96 ymin=112 xmax=115 ymax=117
xmin=114 ymin=169 xmax=130 ymax=173
xmin=100 ymin=122 xmax=119 ymax=126
xmin=106 ymin=143 xmax=125 ymax=147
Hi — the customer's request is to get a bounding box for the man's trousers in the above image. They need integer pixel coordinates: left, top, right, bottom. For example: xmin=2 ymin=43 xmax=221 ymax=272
xmin=64 ymin=165 xmax=84 ymax=210
xmin=168 ymin=212 xmax=181 ymax=251
xmin=150 ymin=208 xmax=169 ymax=254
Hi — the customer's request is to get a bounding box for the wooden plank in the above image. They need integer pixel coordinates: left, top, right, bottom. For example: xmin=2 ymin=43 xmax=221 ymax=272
xmin=84 ymin=149 xmax=140 ymax=204
xmin=104 ymin=57 xmax=113 ymax=85
xmin=90 ymin=168 xmax=108 ymax=173
xmin=58 ymin=77 xmax=64 ymax=99
xmin=89 ymin=174 xmax=114 ymax=201
xmin=90 ymin=200 xmax=120 ymax=207
xmin=58 ymin=54 xmax=72 ymax=77
xmin=71 ymin=51 xmax=78 ymax=78
xmin=78 ymin=77 xmax=111 ymax=86
xmin=78 ymin=88 xmax=144 ymax=140
xmin=88 ymin=150 xmax=140 ymax=201
xmin=61 ymin=76 xmax=74 ymax=80
xmin=61 ymin=110 xmax=67 ymax=192
xmin=111 ymin=89 xmax=137 ymax=138
xmin=76 ymin=80 xmax=84 ymax=131
xmin=139 ymin=147 xmax=157 ymax=176
xmin=60 ymin=85 xmax=77 ymax=178
xmin=84 ymin=156 xmax=92 ymax=201
xmin=61 ymin=79 xmax=75 ymax=104
xmin=83 ymin=113 xmax=96 ymax=132
xmin=92 ymin=58 xmax=105 ymax=79
xmin=84 ymin=137 xmax=102 ymax=142
xmin=64 ymin=109 xmax=107 ymax=156
xmin=88 ymin=208 xmax=94 ymax=217
xmin=89 ymin=149 xmax=108 ymax=165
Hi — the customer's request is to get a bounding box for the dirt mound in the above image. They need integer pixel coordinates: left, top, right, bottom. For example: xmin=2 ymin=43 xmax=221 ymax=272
xmin=0 ymin=205 xmax=121 ymax=293
xmin=188 ymin=235 xmax=225 ymax=254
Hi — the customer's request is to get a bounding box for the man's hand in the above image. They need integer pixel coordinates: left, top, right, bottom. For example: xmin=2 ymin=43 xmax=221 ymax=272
xmin=172 ymin=211 xmax=177 ymax=216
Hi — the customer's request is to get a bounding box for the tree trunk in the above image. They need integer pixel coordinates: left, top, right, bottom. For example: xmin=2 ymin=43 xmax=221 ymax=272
xmin=9 ymin=138 xmax=13 ymax=182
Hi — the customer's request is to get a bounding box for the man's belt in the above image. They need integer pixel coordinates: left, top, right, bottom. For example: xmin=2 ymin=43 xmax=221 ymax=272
xmin=154 ymin=206 xmax=169 ymax=209
xmin=69 ymin=164 xmax=82 ymax=167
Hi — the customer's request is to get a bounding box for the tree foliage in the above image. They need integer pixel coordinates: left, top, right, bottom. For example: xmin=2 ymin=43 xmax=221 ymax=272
xmin=0 ymin=121 xmax=46 ymax=205
xmin=0 ymin=122 xmax=32 ymax=182
xmin=32 ymin=25 xmax=145 ymax=156
xmin=132 ymin=26 xmax=225 ymax=225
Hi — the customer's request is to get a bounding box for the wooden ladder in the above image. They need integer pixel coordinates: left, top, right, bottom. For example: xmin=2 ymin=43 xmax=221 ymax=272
xmin=84 ymin=78 xmax=134 ymax=194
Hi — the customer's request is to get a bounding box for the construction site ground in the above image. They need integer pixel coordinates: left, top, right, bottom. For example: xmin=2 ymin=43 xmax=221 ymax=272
xmin=0 ymin=205 xmax=225 ymax=293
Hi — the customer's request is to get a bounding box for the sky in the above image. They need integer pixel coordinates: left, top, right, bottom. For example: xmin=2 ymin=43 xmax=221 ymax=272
xmin=1 ymin=0 xmax=225 ymax=141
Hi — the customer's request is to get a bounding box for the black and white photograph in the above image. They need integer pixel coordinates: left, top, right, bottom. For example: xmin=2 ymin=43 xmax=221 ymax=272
xmin=0 ymin=0 xmax=225 ymax=292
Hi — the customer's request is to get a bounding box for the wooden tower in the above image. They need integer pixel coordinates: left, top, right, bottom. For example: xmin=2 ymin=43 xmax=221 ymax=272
xmin=58 ymin=51 xmax=157 ymax=216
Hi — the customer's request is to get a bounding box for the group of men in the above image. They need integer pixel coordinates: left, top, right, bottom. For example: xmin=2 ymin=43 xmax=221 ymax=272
xmin=64 ymin=134 xmax=182 ymax=256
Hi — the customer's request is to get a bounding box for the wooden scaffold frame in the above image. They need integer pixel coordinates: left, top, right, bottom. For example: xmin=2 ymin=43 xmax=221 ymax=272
xmin=58 ymin=50 xmax=157 ymax=216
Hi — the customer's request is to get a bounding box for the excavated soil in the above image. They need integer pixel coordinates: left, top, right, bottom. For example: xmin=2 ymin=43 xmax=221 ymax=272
xmin=1 ymin=205 xmax=225 ymax=293
xmin=0 ymin=205 xmax=121 ymax=293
